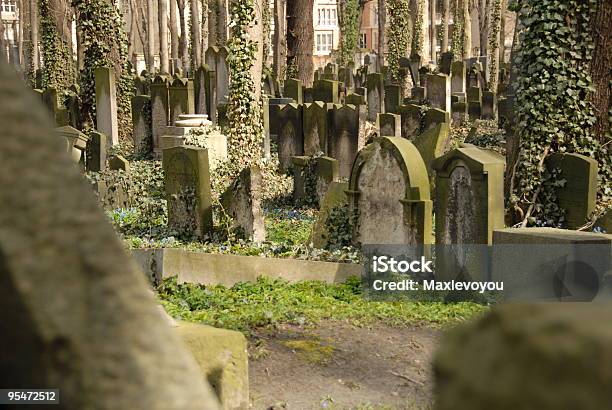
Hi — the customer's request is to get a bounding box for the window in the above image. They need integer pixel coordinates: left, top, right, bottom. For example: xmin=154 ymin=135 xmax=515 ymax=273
xmin=316 ymin=33 xmax=334 ymax=54
xmin=317 ymin=7 xmax=337 ymax=27
xmin=1 ymin=0 xmax=16 ymax=12
xmin=359 ymin=33 xmax=367 ymax=49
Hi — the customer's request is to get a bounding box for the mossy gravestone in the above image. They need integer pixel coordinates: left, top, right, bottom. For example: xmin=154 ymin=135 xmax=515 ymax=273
xmin=377 ymin=113 xmax=401 ymax=137
xmin=303 ymin=101 xmax=329 ymax=156
xmin=413 ymin=122 xmax=451 ymax=183
xmin=348 ymin=137 xmax=432 ymax=246
xmin=220 ymin=165 xmax=266 ymax=242
xmin=310 ymin=181 xmax=349 ymax=249
xmin=169 ymin=77 xmax=195 ymax=126
xmin=131 ymin=95 xmax=153 ymax=157
xmin=163 ymin=146 xmax=213 ymax=240
xmin=330 ymin=104 xmax=365 ymax=179
xmin=546 ymin=153 xmax=598 ymax=229
xmin=277 ymin=103 xmax=304 ymax=171
xmin=432 ymin=147 xmax=505 ymax=281
xmin=366 ymin=72 xmax=385 ymax=122
xmin=151 ymin=75 xmax=171 ymax=152
xmin=398 ymin=104 xmax=423 ymax=139
xmin=435 ymin=304 xmax=612 ymax=410
xmin=291 ymin=156 xmax=339 ymax=206
xmin=0 ymin=62 xmax=221 ymax=409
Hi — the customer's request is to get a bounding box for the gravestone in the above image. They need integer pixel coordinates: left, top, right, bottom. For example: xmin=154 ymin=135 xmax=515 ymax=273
xmin=432 ymin=146 xmax=506 ymax=281
xmin=413 ymin=123 xmax=451 ymax=182
xmin=348 ymin=137 xmax=432 ymax=246
xmin=216 ymin=47 xmax=230 ymax=103
xmin=439 ymin=52 xmax=454 ymax=75
xmin=338 ymin=66 xmax=354 ymax=91
xmin=94 ymin=67 xmax=119 ymax=145
xmin=467 ymin=86 xmax=482 ymax=121
xmin=303 ymin=101 xmax=329 ymax=156
xmin=423 ymin=108 xmax=451 ymax=132
xmin=408 ymin=55 xmax=421 ymax=85
xmin=384 ymin=84 xmax=402 ymax=114
xmin=426 ymin=73 xmax=451 ymax=113
xmin=284 ymin=78 xmax=303 ymax=104
xmin=169 ymin=77 xmax=195 ymax=125
xmin=163 ymin=146 xmax=214 ymax=240
xmin=451 ymin=101 xmax=468 ymax=125
xmin=291 ymin=156 xmax=340 ymax=206
xmin=109 ymin=154 xmax=130 ymax=171
xmin=277 ymin=103 xmax=304 ymax=171
xmin=303 ymin=87 xmax=313 ymax=103
xmin=411 ymin=86 xmax=426 ymax=101
xmin=65 ymin=87 xmax=82 ymax=130
xmin=330 ymin=104 xmax=366 ymax=178
xmin=150 ymin=75 xmax=171 ymax=151
xmin=377 ymin=113 xmax=401 ymax=137
xmin=0 ymin=62 xmax=221 ymax=409
xmin=366 ymin=73 xmax=385 ymax=122
xmin=310 ymin=181 xmax=349 ymax=249
xmin=134 ymin=74 xmax=150 ymax=95
xmin=482 ymin=90 xmax=497 ymax=120
xmin=220 ymin=165 xmax=266 ymax=242
xmin=193 ymin=65 xmax=210 ymax=115
xmin=346 ymin=93 xmax=366 ymax=106
xmin=451 ymin=61 xmax=466 ymax=94
xmin=546 ymin=153 xmax=598 ymax=229
xmin=131 ymin=95 xmax=153 ymax=156
xmin=87 ymin=130 xmax=107 ymax=172
xmin=313 ymin=80 xmax=339 ymax=104
xmin=54 ymin=125 xmax=89 ymax=165
xmin=398 ymin=104 xmax=423 ymax=139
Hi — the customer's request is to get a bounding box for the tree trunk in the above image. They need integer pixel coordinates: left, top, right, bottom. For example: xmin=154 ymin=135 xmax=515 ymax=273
xmin=147 ymin=0 xmax=156 ymax=72
xmin=249 ymin=0 xmax=264 ymax=100
xmin=169 ymin=0 xmax=179 ymax=63
xmin=216 ymin=0 xmax=228 ymax=45
xmin=190 ymin=0 xmax=202 ymax=69
xmin=478 ymin=0 xmax=488 ymax=56
xmin=441 ymin=0 xmax=449 ymax=53
xmin=499 ymin=0 xmax=505 ymax=63
xmin=200 ymin=0 xmax=208 ymax=60
xmin=589 ymin=0 xmax=611 ymax=143
xmin=429 ymin=0 xmax=437 ymax=62
xmin=487 ymin=0 xmax=501 ymax=91
xmin=463 ymin=0 xmax=471 ymax=58
xmin=0 ymin=22 xmax=7 ymax=64
xmin=176 ymin=0 xmax=188 ymax=71
xmin=377 ymin=0 xmax=386 ymax=69
xmin=30 ymin=0 xmax=39 ymax=71
xmin=273 ymin=0 xmax=287 ymax=79
xmin=158 ymin=0 xmax=169 ymax=73
xmin=286 ymin=0 xmax=314 ymax=86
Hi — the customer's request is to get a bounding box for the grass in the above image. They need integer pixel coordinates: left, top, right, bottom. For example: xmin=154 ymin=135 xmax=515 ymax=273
xmin=157 ymin=276 xmax=487 ymax=335
xmin=265 ymin=207 xmax=316 ymax=245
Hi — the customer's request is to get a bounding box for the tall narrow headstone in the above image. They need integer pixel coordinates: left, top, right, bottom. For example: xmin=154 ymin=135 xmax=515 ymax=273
xmin=451 ymin=61 xmax=466 ymax=94
xmin=330 ymin=104 xmax=366 ymax=178
xmin=87 ymin=130 xmax=107 ymax=172
xmin=384 ymin=84 xmax=403 ymax=114
xmin=169 ymin=77 xmax=195 ymax=125
xmin=366 ymin=73 xmax=385 ymax=122
xmin=398 ymin=104 xmax=423 ymax=139
xmin=313 ymin=80 xmax=339 ymax=104
xmin=131 ymin=95 xmax=153 ymax=156
xmin=303 ymin=101 xmax=329 ymax=155
xmin=377 ymin=113 xmax=401 ymax=137
xmin=94 ymin=67 xmax=119 ymax=145
xmin=426 ymin=73 xmax=451 ymax=113
xmin=277 ymin=103 xmax=304 ymax=171
xmin=150 ymin=75 xmax=171 ymax=151
xmin=284 ymin=78 xmax=303 ymax=104
xmin=194 ymin=65 xmax=210 ymax=115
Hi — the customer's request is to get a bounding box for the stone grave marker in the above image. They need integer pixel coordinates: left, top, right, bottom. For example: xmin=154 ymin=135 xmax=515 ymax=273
xmin=330 ymin=104 xmax=366 ymax=178
xmin=384 ymin=84 xmax=402 ymax=114
xmin=87 ymin=130 xmax=107 ymax=172
xmin=220 ymin=165 xmax=266 ymax=242
xmin=284 ymin=78 xmax=303 ymax=104
xmin=169 ymin=77 xmax=195 ymax=126
xmin=377 ymin=113 xmax=401 ymax=137
xmin=482 ymin=90 xmax=497 ymax=120
xmin=109 ymin=154 xmax=130 ymax=171
xmin=310 ymin=181 xmax=349 ymax=249
xmin=303 ymin=101 xmax=329 ymax=156
xmin=439 ymin=52 xmax=454 ymax=75
xmin=348 ymin=137 xmax=432 ymax=246
xmin=451 ymin=61 xmax=466 ymax=94
xmin=0 ymin=62 xmax=221 ymax=409
xmin=54 ymin=125 xmax=89 ymax=165
xmin=398 ymin=104 xmax=423 ymax=139
xmin=131 ymin=95 xmax=153 ymax=157
xmin=94 ymin=67 xmax=119 ymax=145
xmin=423 ymin=108 xmax=451 ymax=132
xmin=411 ymin=86 xmax=426 ymax=101
xmin=150 ymin=75 xmax=171 ymax=151
xmin=432 ymin=146 xmax=506 ymax=281
xmin=193 ymin=65 xmax=210 ymax=115
xmin=413 ymin=122 xmax=451 ymax=182
xmin=426 ymin=73 xmax=451 ymax=113
xmin=546 ymin=153 xmax=598 ymax=229
xmin=451 ymin=101 xmax=468 ymax=125
xmin=366 ymin=73 xmax=385 ymax=122
xmin=277 ymin=103 xmax=304 ymax=171
xmin=313 ymin=79 xmax=339 ymax=104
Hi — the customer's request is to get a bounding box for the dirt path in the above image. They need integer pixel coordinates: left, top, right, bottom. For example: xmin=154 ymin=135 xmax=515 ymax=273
xmin=249 ymin=321 xmax=441 ymax=409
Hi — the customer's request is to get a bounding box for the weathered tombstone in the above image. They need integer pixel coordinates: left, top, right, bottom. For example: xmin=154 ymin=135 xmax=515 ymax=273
xmin=310 ymin=181 xmax=349 ymax=249
xmin=384 ymin=84 xmax=402 ymax=114
xmin=439 ymin=52 xmax=454 ymax=75
xmin=366 ymin=73 xmax=385 ymax=122
xmin=0 ymin=62 xmax=221 ymax=409
xmin=408 ymin=55 xmax=421 ymax=85
xmin=65 ymin=86 xmax=82 ymax=130
xmin=451 ymin=61 xmax=466 ymax=94
xmin=277 ymin=103 xmax=304 ymax=171
xmin=205 ymin=70 xmax=218 ymax=124
xmin=398 ymin=104 xmax=423 ymax=139
xmin=435 ymin=303 xmax=612 ymax=410
xmin=423 ymin=107 xmax=451 ymax=132
xmin=163 ymin=146 xmax=214 ymax=240
xmin=193 ymin=65 xmax=210 ymax=115
xmin=348 ymin=137 xmax=433 ymax=246
xmin=432 ymin=146 xmax=506 ymax=281
xmin=338 ymin=66 xmax=354 ymax=91
xmin=134 ymin=74 xmax=150 ymax=96
xmin=303 ymin=101 xmax=329 ymax=156
xmin=411 ymin=86 xmax=426 ymax=101
xmin=292 ymin=156 xmax=340 ymax=206
xmin=109 ymin=154 xmax=130 ymax=171
xmin=42 ymin=86 xmax=60 ymax=122
xmin=451 ymin=101 xmax=468 ymax=125
xmin=345 ymin=93 xmax=366 ymax=106
xmin=87 ymin=130 xmax=107 ymax=172
xmin=284 ymin=78 xmax=303 ymax=104
xmin=313 ymin=79 xmax=339 ymax=104
xmin=94 ymin=67 xmax=119 ymax=145
xmin=413 ymin=122 xmax=451 ymax=181
xmin=426 ymin=73 xmax=451 ymax=113
xmin=377 ymin=113 xmax=401 ymax=137
xmin=546 ymin=153 xmax=598 ymax=229
xmin=150 ymin=75 xmax=171 ymax=151
xmin=131 ymin=95 xmax=153 ymax=157
xmin=54 ymin=125 xmax=89 ymax=165
xmin=220 ymin=165 xmax=266 ymax=242
xmin=330 ymin=104 xmax=366 ymax=178
xmin=169 ymin=77 xmax=195 ymax=125
xmin=303 ymin=87 xmax=313 ymax=103
xmin=481 ymin=90 xmax=497 ymax=120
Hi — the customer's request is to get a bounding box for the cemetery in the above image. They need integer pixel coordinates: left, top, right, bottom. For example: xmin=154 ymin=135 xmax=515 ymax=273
xmin=0 ymin=0 xmax=611 ymax=408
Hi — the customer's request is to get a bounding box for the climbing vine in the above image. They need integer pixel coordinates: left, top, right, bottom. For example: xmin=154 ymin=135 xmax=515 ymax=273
xmin=73 ymin=0 xmax=133 ymax=141
xmin=411 ymin=0 xmax=426 ymax=58
xmin=510 ymin=0 xmax=611 ymax=227
xmin=338 ymin=0 xmax=360 ymax=67
xmin=227 ymin=0 xmax=264 ymax=170
xmin=386 ymin=0 xmax=412 ymax=83
xmin=39 ymin=0 xmax=75 ymax=90
xmin=487 ymin=0 xmax=502 ymax=91
xmin=262 ymin=0 xmax=272 ymax=69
